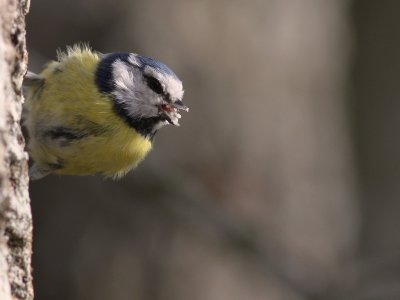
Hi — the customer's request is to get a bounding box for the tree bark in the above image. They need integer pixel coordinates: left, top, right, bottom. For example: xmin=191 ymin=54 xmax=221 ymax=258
xmin=0 ymin=0 xmax=32 ymax=299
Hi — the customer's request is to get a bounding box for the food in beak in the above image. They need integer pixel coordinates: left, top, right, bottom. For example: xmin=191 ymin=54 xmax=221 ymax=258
xmin=160 ymin=100 xmax=188 ymax=126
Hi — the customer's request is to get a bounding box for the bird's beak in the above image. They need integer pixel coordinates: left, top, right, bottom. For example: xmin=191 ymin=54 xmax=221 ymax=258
xmin=173 ymin=100 xmax=189 ymax=112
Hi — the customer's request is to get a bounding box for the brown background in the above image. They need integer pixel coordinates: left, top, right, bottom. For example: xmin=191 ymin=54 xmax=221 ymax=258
xmin=27 ymin=1 xmax=400 ymax=299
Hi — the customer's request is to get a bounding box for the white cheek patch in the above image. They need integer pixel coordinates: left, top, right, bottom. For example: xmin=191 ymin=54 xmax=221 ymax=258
xmin=112 ymin=60 xmax=159 ymax=118
xmin=113 ymin=60 xmax=135 ymax=91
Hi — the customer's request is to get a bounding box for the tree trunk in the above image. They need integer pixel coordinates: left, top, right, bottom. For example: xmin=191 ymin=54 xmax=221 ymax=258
xmin=0 ymin=0 xmax=32 ymax=299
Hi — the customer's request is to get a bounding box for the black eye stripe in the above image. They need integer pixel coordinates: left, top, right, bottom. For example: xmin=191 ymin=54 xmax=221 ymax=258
xmin=144 ymin=75 xmax=163 ymax=95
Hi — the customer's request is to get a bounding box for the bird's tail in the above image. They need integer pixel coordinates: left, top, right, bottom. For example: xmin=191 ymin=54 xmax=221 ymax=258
xmin=23 ymin=71 xmax=44 ymax=87
xmin=29 ymin=163 xmax=51 ymax=180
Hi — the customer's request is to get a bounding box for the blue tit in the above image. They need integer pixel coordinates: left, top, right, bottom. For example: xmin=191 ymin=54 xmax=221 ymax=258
xmin=24 ymin=45 xmax=188 ymax=180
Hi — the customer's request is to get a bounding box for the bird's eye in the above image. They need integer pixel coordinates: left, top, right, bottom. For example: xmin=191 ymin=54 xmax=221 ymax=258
xmin=145 ymin=75 xmax=163 ymax=95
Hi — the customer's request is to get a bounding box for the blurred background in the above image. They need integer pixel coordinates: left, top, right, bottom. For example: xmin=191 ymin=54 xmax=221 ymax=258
xmin=26 ymin=1 xmax=400 ymax=299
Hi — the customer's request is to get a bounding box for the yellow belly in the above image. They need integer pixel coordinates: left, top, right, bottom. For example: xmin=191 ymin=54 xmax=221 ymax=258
xmin=27 ymin=114 xmax=152 ymax=178
xmin=54 ymin=127 xmax=152 ymax=178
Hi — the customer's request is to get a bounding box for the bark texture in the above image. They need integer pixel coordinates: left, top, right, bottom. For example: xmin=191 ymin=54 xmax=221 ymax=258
xmin=0 ymin=0 xmax=32 ymax=299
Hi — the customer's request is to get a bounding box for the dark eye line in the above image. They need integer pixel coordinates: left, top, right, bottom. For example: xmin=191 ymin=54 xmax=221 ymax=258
xmin=144 ymin=75 xmax=164 ymax=95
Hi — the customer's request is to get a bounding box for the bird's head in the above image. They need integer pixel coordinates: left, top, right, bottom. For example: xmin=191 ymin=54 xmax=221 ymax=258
xmin=96 ymin=52 xmax=188 ymax=138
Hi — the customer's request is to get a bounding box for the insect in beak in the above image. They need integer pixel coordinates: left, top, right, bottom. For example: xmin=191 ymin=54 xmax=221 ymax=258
xmin=159 ymin=100 xmax=189 ymax=126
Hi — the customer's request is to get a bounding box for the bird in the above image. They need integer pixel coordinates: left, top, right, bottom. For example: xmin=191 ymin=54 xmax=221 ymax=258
xmin=24 ymin=44 xmax=188 ymax=180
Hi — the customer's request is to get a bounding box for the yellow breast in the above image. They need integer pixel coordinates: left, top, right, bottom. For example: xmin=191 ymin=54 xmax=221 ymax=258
xmin=55 ymin=125 xmax=152 ymax=179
